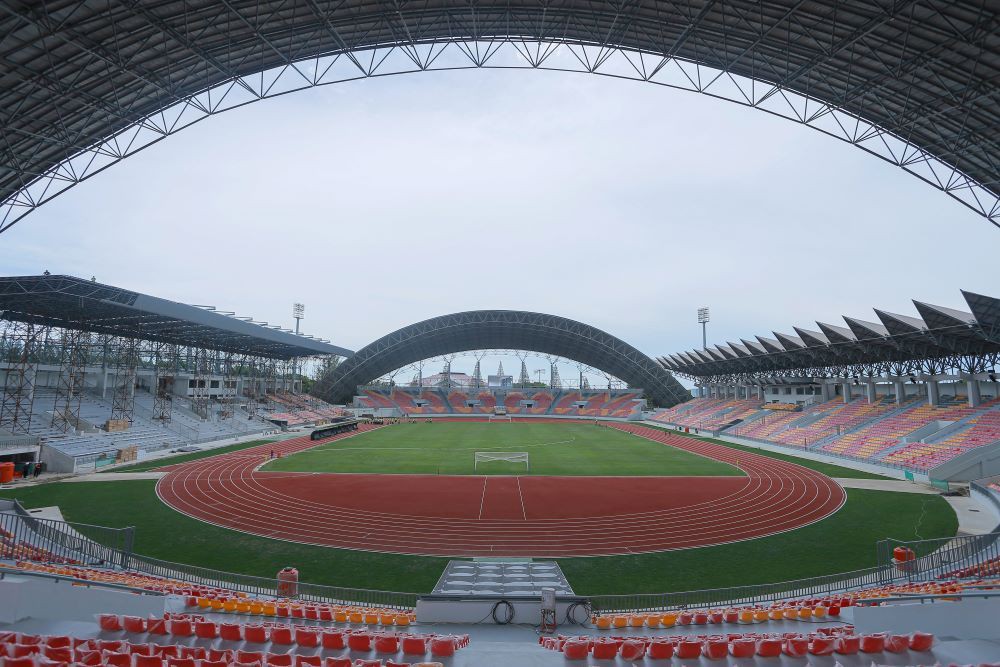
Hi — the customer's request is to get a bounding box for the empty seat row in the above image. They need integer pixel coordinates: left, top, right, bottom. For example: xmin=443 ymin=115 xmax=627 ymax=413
xmin=184 ymin=599 xmax=415 ymax=626
xmin=544 ymin=629 xmax=934 ymax=660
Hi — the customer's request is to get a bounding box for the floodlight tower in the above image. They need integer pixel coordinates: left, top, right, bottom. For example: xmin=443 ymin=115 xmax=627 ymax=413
xmin=697 ymin=307 xmax=710 ymax=351
xmin=292 ymin=303 xmax=304 ymax=392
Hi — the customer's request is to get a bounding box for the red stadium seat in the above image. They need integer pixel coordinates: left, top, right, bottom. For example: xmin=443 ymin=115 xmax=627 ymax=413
xmin=756 ymin=638 xmax=782 ymax=657
xmin=102 ymin=651 xmax=131 ymax=667
xmin=703 ymin=637 xmax=727 ymax=659
xmin=561 ymin=640 xmax=588 ymax=660
xmin=374 ymin=636 xmax=399 ymax=654
xmin=648 ymin=640 xmax=674 ymax=659
xmin=860 ymin=633 xmax=885 ymax=653
xmin=321 ymin=632 xmax=345 ymax=650
xmin=783 ymin=636 xmax=808 ymax=657
xmin=269 ymin=628 xmax=293 ymax=646
xmin=730 ymin=638 xmax=755 ymax=658
xmin=429 ymin=637 xmax=456 ymax=658
xmin=676 ymin=639 xmax=701 ymax=659
xmin=885 ymin=634 xmax=909 ymax=653
xmin=194 ymin=622 xmax=218 ymax=640
xmin=400 ymin=637 xmax=425 ymax=655
xmin=244 ymin=626 xmax=268 ymax=644
xmin=123 ymin=616 xmax=146 ymax=633
xmin=835 ymin=635 xmax=860 ymax=655
xmin=323 ymin=660 xmax=351 ymax=667
xmin=347 ymin=634 xmax=371 ymax=652
xmin=295 ymin=657 xmax=321 ymax=667
xmin=98 ymin=615 xmax=123 ymax=632
xmin=168 ymin=620 xmax=192 ymax=637
xmin=591 ymin=640 xmax=618 ymax=659
xmin=265 ymin=653 xmax=292 ymax=667
xmin=619 ymin=640 xmax=645 ymax=661
xmin=909 ymin=632 xmax=934 ymax=651
xmin=809 ymin=636 xmax=835 ymax=655
xmin=294 ymin=628 xmax=319 ymax=648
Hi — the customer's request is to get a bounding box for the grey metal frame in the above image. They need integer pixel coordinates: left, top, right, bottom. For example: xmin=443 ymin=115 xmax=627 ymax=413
xmin=661 ymin=289 xmax=1000 ymax=385
xmin=1 ymin=1 xmax=998 ymax=233
xmin=311 ymin=309 xmax=690 ymax=406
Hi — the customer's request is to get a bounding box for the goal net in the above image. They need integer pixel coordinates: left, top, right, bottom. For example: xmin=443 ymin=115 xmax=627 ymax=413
xmin=474 ymin=451 xmax=529 ymax=471
xmin=488 ymin=415 xmax=512 ymax=422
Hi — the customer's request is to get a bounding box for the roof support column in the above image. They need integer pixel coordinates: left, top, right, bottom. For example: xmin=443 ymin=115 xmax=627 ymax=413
xmin=892 ymin=379 xmax=906 ymax=405
xmin=841 ymin=381 xmax=852 ymax=403
xmin=924 ymin=377 xmax=940 ymax=407
xmin=819 ymin=381 xmax=834 ymax=402
xmin=865 ymin=379 xmax=877 ymax=404
xmin=962 ymin=374 xmax=981 ymax=408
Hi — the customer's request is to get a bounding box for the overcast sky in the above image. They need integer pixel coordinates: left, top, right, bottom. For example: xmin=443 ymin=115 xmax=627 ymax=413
xmin=2 ymin=68 xmax=997 ymax=387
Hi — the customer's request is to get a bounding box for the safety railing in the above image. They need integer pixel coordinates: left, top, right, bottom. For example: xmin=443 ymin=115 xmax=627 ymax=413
xmin=124 ymin=552 xmax=418 ymax=610
xmin=0 ymin=499 xmax=133 ymax=568
xmin=588 ymin=565 xmax=895 ymax=614
xmin=878 ymin=528 xmax=1000 ymax=582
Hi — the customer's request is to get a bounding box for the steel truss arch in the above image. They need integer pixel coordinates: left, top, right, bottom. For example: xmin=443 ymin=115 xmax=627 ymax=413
xmin=1 ymin=1 xmax=998 ymax=234
xmin=372 ymin=349 xmax=616 ymax=388
xmin=311 ymin=310 xmax=689 ymax=406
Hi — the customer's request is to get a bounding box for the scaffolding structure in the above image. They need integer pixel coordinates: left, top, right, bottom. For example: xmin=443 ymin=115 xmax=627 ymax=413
xmin=51 ymin=328 xmax=88 ymax=433
xmin=110 ymin=337 xmax=140 ymax=424
xmin=0 ymin=320 xmax=44 ymax=435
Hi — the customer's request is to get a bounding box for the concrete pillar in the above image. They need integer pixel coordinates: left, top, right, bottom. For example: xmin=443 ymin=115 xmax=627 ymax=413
xmin=926 ymin=379 xmax=939 ymax=407
xmin=841 ymin=382 xmax=852 ymax=403
xmin=967 ymin=378 xmax=981 ymax=408
xmin=865 ymin=381 xmax=877 ymax=404
xmin=893 ymin=380 xmax=906 ymax=405
xmin=819 ymin=382 xmax=833 ymax=402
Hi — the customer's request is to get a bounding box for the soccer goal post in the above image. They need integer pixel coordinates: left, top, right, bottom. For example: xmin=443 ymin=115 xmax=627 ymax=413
xmin=488 ymin=415 xmax=512 ymax=422
xmin=474 ymin=451 xmax=529 ymax=472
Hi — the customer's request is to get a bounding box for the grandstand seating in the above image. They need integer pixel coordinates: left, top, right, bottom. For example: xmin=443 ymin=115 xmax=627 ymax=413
xmin=446 ymin=391 xmax=471 ymax=413
xmin=551 ymin=391 xmax=582 ymax=415
xmin=417 ymin=390 xmax=449 ymax=414
xmin=502 ymin=392 xmax=524 ymax=414
xmin=770 ymin=398 xmax=894 ymax=448
xmin=543 ymin=626 xmax=935 ymax=659
xmin=822 ymin=399 xmax=1000 ymax=469
xmin=526 ymin=391 xmax=554 ymax=415
xmin=0 ymin=623 xmax=468 ymax=666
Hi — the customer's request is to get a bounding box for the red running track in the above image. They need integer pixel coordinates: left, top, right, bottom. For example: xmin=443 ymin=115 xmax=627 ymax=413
xmin=155 ymin=422 xmax=845 ymax=557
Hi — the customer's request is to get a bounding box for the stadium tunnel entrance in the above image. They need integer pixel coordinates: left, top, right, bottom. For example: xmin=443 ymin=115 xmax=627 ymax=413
xmin=311 ymin=310 xmax=689 ymax=407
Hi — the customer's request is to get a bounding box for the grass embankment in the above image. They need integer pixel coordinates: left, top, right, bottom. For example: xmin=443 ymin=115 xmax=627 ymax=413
xmin=107 ymin=439 xmax=276 ymax=473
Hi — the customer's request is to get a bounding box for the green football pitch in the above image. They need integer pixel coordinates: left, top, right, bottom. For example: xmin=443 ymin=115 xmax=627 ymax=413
xmin=261 ymin=421 xmax=743 ymax=476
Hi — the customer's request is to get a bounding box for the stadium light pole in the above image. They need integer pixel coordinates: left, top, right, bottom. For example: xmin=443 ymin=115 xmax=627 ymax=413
xmin=292 ymin=303 xmax=304 ymax=392
xmin=697 ymin=307 xmax=710 ymax=350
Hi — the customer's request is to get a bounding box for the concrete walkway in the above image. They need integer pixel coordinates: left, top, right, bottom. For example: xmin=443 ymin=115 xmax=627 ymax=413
xmin=63 ymin=472 xmax=165 ymax=483
xmin=834 ymin=477 xmax=939 ymax=493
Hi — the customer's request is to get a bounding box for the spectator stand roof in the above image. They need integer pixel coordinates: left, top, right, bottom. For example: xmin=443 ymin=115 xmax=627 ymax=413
xmin=0 ymin=1 xmax=998 ymax=232
xmin=660 ymin=290 xmax=1000 ymax=383
xmin=312 ymin=309 xmax=690 ymax=406
xmin=0 ymin=274 xmax=352 ymax=360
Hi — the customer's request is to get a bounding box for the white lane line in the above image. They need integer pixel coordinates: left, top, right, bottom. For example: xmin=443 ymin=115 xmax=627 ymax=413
xmin=516 ymin=477 xmax=527 ymax=521
xmin=478 ymin=476 xmax=488 ymax=520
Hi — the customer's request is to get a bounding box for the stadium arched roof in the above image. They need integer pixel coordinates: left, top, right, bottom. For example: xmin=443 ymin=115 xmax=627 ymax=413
xmin=2 ymin=1 xmax=998 ymax=233
xmin=311 ymin=310 xmax=690 ymax=406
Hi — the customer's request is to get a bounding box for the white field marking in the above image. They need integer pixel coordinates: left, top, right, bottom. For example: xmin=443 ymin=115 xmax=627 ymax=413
xmin=478 ymin=477 xmax=488 ymax=520
xmin=516 ymin=477 xmax=527 ymax=520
